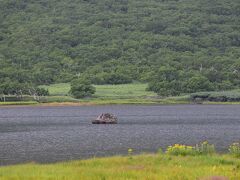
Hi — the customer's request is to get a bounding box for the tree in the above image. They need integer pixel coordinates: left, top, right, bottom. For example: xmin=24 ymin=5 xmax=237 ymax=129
xmin=147 ymin=80 xmax=182 ymax=97
xmin=185 ymin=75 xmax=214 ymax=93
xmin=69 ymin=79 xmax=95 ymax=98
xmin=0 ymin=80 xmax=24 ymax=96
xmin=35 ymin=88 xmax=49 ymax=96
xmin=147 ymin=66 xmax=182 ymax=96
xmin=0 ymin=0 xmax=239 ymax=92
xmin=216 ymin=80 xmax=233 ymax=90
xmin=104 ymin=73 xmax=132 ymax=85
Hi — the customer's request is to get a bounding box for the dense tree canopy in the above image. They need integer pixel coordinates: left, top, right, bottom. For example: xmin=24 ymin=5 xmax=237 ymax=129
xmin=0 ymin=0 xmax=240 ymax=95
xmin=70 ymin=78 xmax=96 ymax=98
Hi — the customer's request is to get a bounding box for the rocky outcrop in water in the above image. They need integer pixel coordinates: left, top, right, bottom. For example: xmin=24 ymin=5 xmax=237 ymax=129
xmin=92 ymin=113 xmax=118 ymax=124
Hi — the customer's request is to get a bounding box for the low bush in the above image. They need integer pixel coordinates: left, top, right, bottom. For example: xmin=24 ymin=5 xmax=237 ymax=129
xmin=195 ymin=141 xmax=215 ymax=155
xmin=190 ymin=91 xmax=240 ymax=102
xmin=166 ymin=144 xmax=196 ymax=156
xmin=166 ymin=141 xmax=215 ymax=156
xmin=0 ymin=95 xmax=36 ymax=102
xmin=229 ymin=143 xmax=240 ymax=158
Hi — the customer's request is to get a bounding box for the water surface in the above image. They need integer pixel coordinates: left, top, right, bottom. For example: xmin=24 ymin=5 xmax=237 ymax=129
xmin=0 ymin=105 xmax=240 ymax=165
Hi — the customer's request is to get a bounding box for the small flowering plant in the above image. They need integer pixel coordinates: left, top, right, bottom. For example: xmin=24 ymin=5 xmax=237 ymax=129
xmin=166 ymin=144 xmax=196 ymax=156
xmin=128 ymin=148 xmax=133 ymax=155
xmin=195 ymin=141 xmax=215 ymax=155
xmin=166 ymin=141 xmax=215 ymax=156
xmin=229 ymin=142 xmax=240 ymax=158
xmin=128 ymin=148 xmax=133 ymax=159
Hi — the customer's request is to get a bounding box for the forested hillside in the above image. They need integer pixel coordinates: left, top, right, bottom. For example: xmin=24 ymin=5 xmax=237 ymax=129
xmin=0 ymin=0 xmax=240 ymax=95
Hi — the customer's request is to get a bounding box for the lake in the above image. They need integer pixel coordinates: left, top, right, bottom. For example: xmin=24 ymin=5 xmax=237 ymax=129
xmin=0 ymin=105 xmax=240 ymax=165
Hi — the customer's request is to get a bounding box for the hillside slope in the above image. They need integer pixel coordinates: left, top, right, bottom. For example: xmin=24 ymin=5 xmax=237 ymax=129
xmin=0 ymin=0 xmax=239 ymax=89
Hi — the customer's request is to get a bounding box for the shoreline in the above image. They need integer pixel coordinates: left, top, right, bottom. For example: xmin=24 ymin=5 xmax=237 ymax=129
xmin=0 ymin=100 xmax=240 ymax=107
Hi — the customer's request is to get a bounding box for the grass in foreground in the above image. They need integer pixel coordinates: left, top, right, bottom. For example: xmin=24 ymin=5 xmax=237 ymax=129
xmin=0 ymin=154 xmax=240 ymax=180
xmin=1 ymin=142 xmax=240 ymax=179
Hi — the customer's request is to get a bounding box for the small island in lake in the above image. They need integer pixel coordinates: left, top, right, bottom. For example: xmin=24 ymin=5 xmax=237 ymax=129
xmin=92 ymin=113 xmax=118 ymax=124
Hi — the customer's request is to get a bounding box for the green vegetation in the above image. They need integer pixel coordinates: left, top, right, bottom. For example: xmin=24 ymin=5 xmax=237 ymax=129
xmin=1 ymin=142 xmax=240 ymax=179
xmin=1 ymin=83 xmax=161 ymax=105
xmin=3 ymin=83 xmax=240 ymax=105
xmin=1 ymin=155 xmax=240 ymax=180
xmin=95 ymin=83 xmax=158 ymax=98
xmin=39 ymin=83 xmax=70 ymax=96
xmin=38 ymin=96 xmax=80 ymax=103
xmin=37 ymin=83 xmax=168 ymax=104
xmin=40 ymin=83 xmax=157 ymax=98
xmin=166 ymin=141 xmax=215 ymax=156
xmin=2 ymin=81 xmax=240 ymax=105
xmin=37 ymin=83 xmax=179 ymax=104
xmin=69 ymin=79 xmax=96 ymax=98
xmin=38 ymin=83 xmax=240 ymax=104
xmin=0 ymin=81 xmax=49 ymax=98
xmin=0 ymin=101 xmax=38 ymax=106
xmin=0 ymin=0 xmax=240 ymax=98
xmin=191 ymin=90 xmax=240 ymax=102
xmin=229 ymin=143 xmax=240 ymax=158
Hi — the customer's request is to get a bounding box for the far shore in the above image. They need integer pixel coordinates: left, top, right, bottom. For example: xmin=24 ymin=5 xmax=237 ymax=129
xmin=2 ymin=83 xmax=240 ymax=107
xmin=1 ymin=99 xmax=240 ymax=107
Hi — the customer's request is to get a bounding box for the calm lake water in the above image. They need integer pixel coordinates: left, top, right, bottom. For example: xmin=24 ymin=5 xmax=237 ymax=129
xmin=0 ymin=105 xmax=240 ymax=165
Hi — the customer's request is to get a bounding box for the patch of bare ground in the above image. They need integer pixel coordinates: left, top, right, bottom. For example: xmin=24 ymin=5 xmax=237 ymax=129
xmin=198 ymin=176 xmax=229 ymax=180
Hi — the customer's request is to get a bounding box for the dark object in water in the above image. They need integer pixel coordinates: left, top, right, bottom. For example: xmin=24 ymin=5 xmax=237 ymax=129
xmin=92 ymin=113 xmax=118 ymax=124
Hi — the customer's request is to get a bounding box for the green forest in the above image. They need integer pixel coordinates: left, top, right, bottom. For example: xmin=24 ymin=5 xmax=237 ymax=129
xmin=0 ymin=0 xmax=240 ymax=97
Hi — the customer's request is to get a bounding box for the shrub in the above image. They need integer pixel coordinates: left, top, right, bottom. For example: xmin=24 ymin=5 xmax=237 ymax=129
xmin=190 ymin=91 xmax=240 ymax=102
xmin=185 ymin=75 xmax=214 ymax=93
xmin=166 ymin=141 xmax=215 ymax=156
xmin=104 ymin=73 xmax=132 ymax=85
xmin=147 ymin=80 xmax=182 ymax=97
xmin=35 ymin=88 xmax=49 ymax=96
xmin=166 ymin=144 xmax=196 ymax=156
xmin=70 ymin=78 xmax=96 ymax=98
xmin=229 ymin=143 xmax=240 ymax=158
xmin=195 ymin=141 xmax=215 ymax=155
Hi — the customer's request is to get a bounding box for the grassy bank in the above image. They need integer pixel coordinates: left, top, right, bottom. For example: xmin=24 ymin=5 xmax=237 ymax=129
xmin=0 ymin=97 xmax=191 ymax=106
xmin=39 ymin=83 xmax=157 ymax=98
xmin=39 ymin=83 xmax=240 ymax=104
xmin=38 ymin=83 xmax=190 ymax=105
xmin=0 ymin=101 xmax=38 ymax=106
xmin=0 ymin=154 xmax=239 ymax=180
xmin=35 ymin=83 xmax=189 ymax=105
xmin=191 ymin=90 xmax=240 ymax=102
xmin=1 ymin=83 xmax=240 ymax=106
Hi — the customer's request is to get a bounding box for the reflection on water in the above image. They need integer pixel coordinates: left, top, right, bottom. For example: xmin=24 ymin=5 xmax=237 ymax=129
xmin=0 ymin=105 xmax=240 ymax=165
